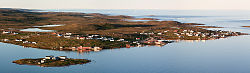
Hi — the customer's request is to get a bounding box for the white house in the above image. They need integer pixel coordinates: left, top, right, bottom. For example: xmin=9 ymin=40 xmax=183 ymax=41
xmin=41 ymin=59 xmax=45 ymax=63
xmin=15 ymin=39 xmax=23 ymax=42
xmin=65 ymin=33 xmax=72 ymax=35
xmin=32 ymin=42 xmax=37 ymax=44
xmin=93 ymin=47 xmax=102 ymax=51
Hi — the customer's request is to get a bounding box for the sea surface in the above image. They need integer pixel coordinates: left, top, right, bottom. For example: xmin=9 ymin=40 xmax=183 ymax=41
xmin=1 ymin=9 xmax=250 ymax=73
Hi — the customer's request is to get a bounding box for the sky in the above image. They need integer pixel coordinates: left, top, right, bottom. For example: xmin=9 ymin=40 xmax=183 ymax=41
xmin=0 ymin=0 xmax=250 ymax=10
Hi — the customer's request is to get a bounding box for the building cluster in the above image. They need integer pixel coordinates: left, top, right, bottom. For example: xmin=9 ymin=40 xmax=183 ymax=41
xmin=140 ymin=29 xmax=241 ymax=40
xmin=55 ymin=33 xmax=120 ymax=42
xmin=140 ymin=38 xmax=174 ymax=45
xmin=67 ymin=46 xmax=103 ymax=52
xmin=171 ymin=29 xmax=240 ymax=39
xmin=38 ymin=56 xmax=67 ymax=64
xmin=14 ymin=39 xmax=37 ymax=44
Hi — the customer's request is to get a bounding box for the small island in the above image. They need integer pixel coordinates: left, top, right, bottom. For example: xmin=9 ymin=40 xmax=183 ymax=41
xmin=12 ymin=56 xmax=91 ymax=67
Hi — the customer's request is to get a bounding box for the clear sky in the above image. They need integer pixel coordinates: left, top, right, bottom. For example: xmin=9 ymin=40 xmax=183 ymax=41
xmin=0 ymin=0 xmax=250 ymax=10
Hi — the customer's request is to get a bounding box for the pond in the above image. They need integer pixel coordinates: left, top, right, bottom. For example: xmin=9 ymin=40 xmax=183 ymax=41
xmin=20 ymin=28 xmax=55 ymax=32
xmin=20 ymin=24 xmax=63 ymax=32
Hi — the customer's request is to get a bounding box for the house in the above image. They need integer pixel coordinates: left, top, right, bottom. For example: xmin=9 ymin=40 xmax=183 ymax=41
xmin=110 ymin=39 xmax=115 ymax=42
xmin=13 ymin=32 xmax=19 ymax=35
xmin=117 ymin=39 xmax=125 ymax=41
xmin=65 ymin=33 xmax=72 ymax=35
xmin=82 ymin=47 xmax=92 ymax=50
xmin=23 ymin=41 xmax=29 ymax=43
xmin=64 ymin=35 xmax=71 ymax=38
xmin=126 ymin=44 xmax=131 ymax=48
xmin=15 ymin=39 xmax=23 ymax=42
xmin=136 ymin=38 xmax=140 ymax=40
xmin=58 ymin=56 xmax=67 ymax=60
xmin=77 ymin=46 xmax=92 ymax=50
xmin=45 ymin=56 xmax=54 ymax=59
xmin=53 ymin=57 xmax=60 ymax=60
xmin=51 ymin=32 xmax=57 ymax=35
xmin=173 ymin=30 xmax=178 ymax=32
xmin=77 ymin=37 xmax=86 ymax=40
xmin=157 ymin=33 xmax=162 ymax=35
xmin=41 ymin=59 xmax=45 ymax=63
xmin=2 ymin=39 xmax=9 ymax=41
xmin=32 ymin=42 xmax=37 ymax=44
xmin=93 ymin=47 xmax=102 ymax=51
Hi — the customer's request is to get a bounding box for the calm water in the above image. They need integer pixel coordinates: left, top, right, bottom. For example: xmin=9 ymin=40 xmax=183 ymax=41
xmin=1 ymin=9 xmax=250 ymax=73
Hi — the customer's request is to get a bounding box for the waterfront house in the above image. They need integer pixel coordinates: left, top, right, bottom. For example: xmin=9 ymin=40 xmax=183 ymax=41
xmin=77 ymin=46 xmax=92 ymax=50
xmin=93 ymin=47 xmax=102 ymax=51
xmin=126 ymin=44 xmax=131 ymax=48
xmin=82 ymin=47 xmax=92 ymax=50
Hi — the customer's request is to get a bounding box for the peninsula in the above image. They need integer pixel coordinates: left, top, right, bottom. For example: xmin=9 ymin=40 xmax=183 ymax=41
xmin=0 ymin=8 xmax=246 ymax=52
